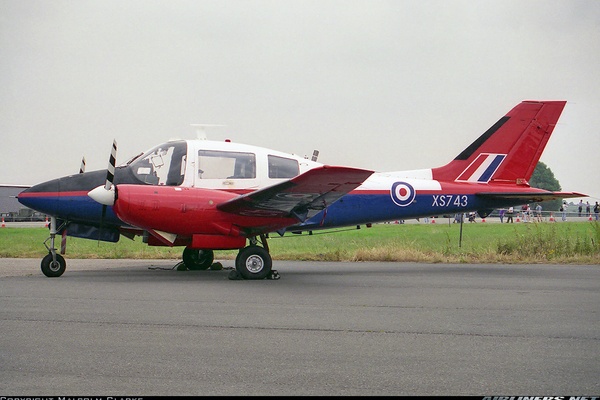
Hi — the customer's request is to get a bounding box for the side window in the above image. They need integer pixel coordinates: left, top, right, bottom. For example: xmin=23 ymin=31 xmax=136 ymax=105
xmin=198 ymin=150 xmax=256 ymax=179
xmin=268 ymin=155 xmax=299 ymax=179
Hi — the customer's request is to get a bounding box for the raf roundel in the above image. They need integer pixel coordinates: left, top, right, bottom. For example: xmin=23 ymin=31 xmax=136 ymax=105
xmin=390 ymin=181 xmax=416 ymax=207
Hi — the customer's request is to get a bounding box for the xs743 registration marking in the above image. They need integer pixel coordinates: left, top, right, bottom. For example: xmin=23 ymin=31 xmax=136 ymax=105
xmin=432 ymin=194 xmax=468 ymax=207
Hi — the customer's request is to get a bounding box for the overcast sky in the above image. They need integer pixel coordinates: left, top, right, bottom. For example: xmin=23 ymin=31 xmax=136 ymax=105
xmin=1 ymin=0 xmax=598 ymax=201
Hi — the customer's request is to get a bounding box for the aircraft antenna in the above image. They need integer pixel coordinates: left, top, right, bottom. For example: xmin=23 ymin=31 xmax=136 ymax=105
xmin=190 ymin=124 xmax=226 ymax=140
xmin=311 ymin=150 xmax=319 ymax=162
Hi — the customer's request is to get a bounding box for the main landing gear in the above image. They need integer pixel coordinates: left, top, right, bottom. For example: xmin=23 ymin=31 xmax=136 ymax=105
xmin=232 ymin=245 xmax=273 ymax=280
xmin=232 ymin=234 xmax=279 ymax=280
xmin=182 ymin=234 xmax=279 ymax=280
xmin=40 ymin=216 xmax=66 ymax=277
xmin=182 ymin=248 xmax=215 ymax=270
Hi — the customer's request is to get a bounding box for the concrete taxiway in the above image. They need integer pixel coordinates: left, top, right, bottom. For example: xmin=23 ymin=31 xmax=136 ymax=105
xmin=1 ymin=258 xmax=599 ymax=395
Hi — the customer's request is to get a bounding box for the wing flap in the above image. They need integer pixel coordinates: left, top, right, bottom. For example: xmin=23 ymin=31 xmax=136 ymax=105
xmin=217 ymin=166 xmax=373 ymax=219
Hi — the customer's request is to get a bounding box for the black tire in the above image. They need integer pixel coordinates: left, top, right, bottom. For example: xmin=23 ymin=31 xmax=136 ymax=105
xmin=41 ymin=253 xmax=66 ymax=277
xmin=235 ymin=246 xmax=272 ymax=280
xmin=182 ymin=248 xmax=214 ymax=270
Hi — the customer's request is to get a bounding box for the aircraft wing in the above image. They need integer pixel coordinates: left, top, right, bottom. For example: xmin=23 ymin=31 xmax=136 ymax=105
xmin=217 ymin=166 xmax=374 ymax=220
xmin=476 ymin=190 xmax=587 ymax=204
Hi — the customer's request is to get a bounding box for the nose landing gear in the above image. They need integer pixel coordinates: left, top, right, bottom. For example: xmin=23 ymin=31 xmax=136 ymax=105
xmin=40 ymin=216 xmax=66 ymax=277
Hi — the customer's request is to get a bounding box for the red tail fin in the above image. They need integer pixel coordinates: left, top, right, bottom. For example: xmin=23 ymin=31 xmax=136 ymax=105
xmin=431 ymin=101 xmax=566 ymax=185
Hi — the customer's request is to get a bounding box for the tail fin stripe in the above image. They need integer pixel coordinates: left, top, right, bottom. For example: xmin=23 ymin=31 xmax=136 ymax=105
xmin=456 ymin=155 xmax=487 ymax=180
xmin=457 ymin=153 xmax=506 ymax=182
xmin=455 ymin=116 xmax=509 ymax=160
xmin=477 ymin=154 xmax=505 ymax=182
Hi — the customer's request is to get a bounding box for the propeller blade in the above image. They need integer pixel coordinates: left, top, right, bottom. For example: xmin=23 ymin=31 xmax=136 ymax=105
xmin=105 ymin=139 xmax=117 ymax=190
xmin=84 ymin=139 xmax=118 ymax=247
xmin=87 ymin=140 xmax=118 ymax=206
xmin=79 ymin=157 xmax=86 ymax=174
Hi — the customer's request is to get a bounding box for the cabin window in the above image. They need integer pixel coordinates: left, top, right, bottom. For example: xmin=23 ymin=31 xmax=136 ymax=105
xmin=197 ymin=150 xmax=256 ymax=179
xmin=130 ymin=141 xmax=187 ymax=186
xmin=268 ymin=155 xmax=299 ymax=178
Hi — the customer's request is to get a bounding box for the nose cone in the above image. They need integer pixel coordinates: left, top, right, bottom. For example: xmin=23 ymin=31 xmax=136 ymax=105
xmin=17 ymin=170 xmax=108 ymax=221
xmin=17 ymin=179 xmax=60 ymax=215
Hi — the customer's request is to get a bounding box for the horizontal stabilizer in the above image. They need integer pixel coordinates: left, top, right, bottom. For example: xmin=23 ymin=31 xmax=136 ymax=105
xmin=476 ymin=191 xmax=586 ymax=204
xmin=218 ymin=166 xmax=374 ymax=219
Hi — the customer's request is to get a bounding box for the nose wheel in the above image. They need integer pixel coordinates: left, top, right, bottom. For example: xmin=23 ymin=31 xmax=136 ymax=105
xmin=41 ymin=253 xmax=66 ymax=277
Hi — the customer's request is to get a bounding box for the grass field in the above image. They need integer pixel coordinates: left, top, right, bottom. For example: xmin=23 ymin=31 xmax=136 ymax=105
xmin=1 ymin=221 xmax=599 ymax=264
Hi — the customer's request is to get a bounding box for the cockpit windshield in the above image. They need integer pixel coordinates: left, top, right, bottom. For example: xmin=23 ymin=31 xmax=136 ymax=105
xmin=129 ymin=140 xmax=187 ymax=186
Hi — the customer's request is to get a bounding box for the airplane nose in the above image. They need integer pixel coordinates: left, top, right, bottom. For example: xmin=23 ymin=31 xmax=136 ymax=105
xmin=17 ymin=170 xmax=122 ymax=225
xmin=17 ymin=179 xmax=60 ymax=215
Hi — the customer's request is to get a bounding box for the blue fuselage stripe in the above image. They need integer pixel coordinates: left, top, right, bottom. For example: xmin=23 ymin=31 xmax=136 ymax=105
xmin=295 ymin=193 xmax=501 ymax=229
xmin=21 ymin=195 xmax=120 ymax=226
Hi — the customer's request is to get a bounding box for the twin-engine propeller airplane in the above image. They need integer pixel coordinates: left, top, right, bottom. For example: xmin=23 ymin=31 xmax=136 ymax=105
xmin=18 ymin=100 xmax=585 ymax=279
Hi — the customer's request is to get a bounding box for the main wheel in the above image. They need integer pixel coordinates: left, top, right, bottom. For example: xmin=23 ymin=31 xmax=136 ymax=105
xmin=182 ymin=248 xmax=214 ymax=270
xmin=41 ymin=253 xmax=66 ymax=277
xmin=235 ymin=246 xmax=272 ymax=280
